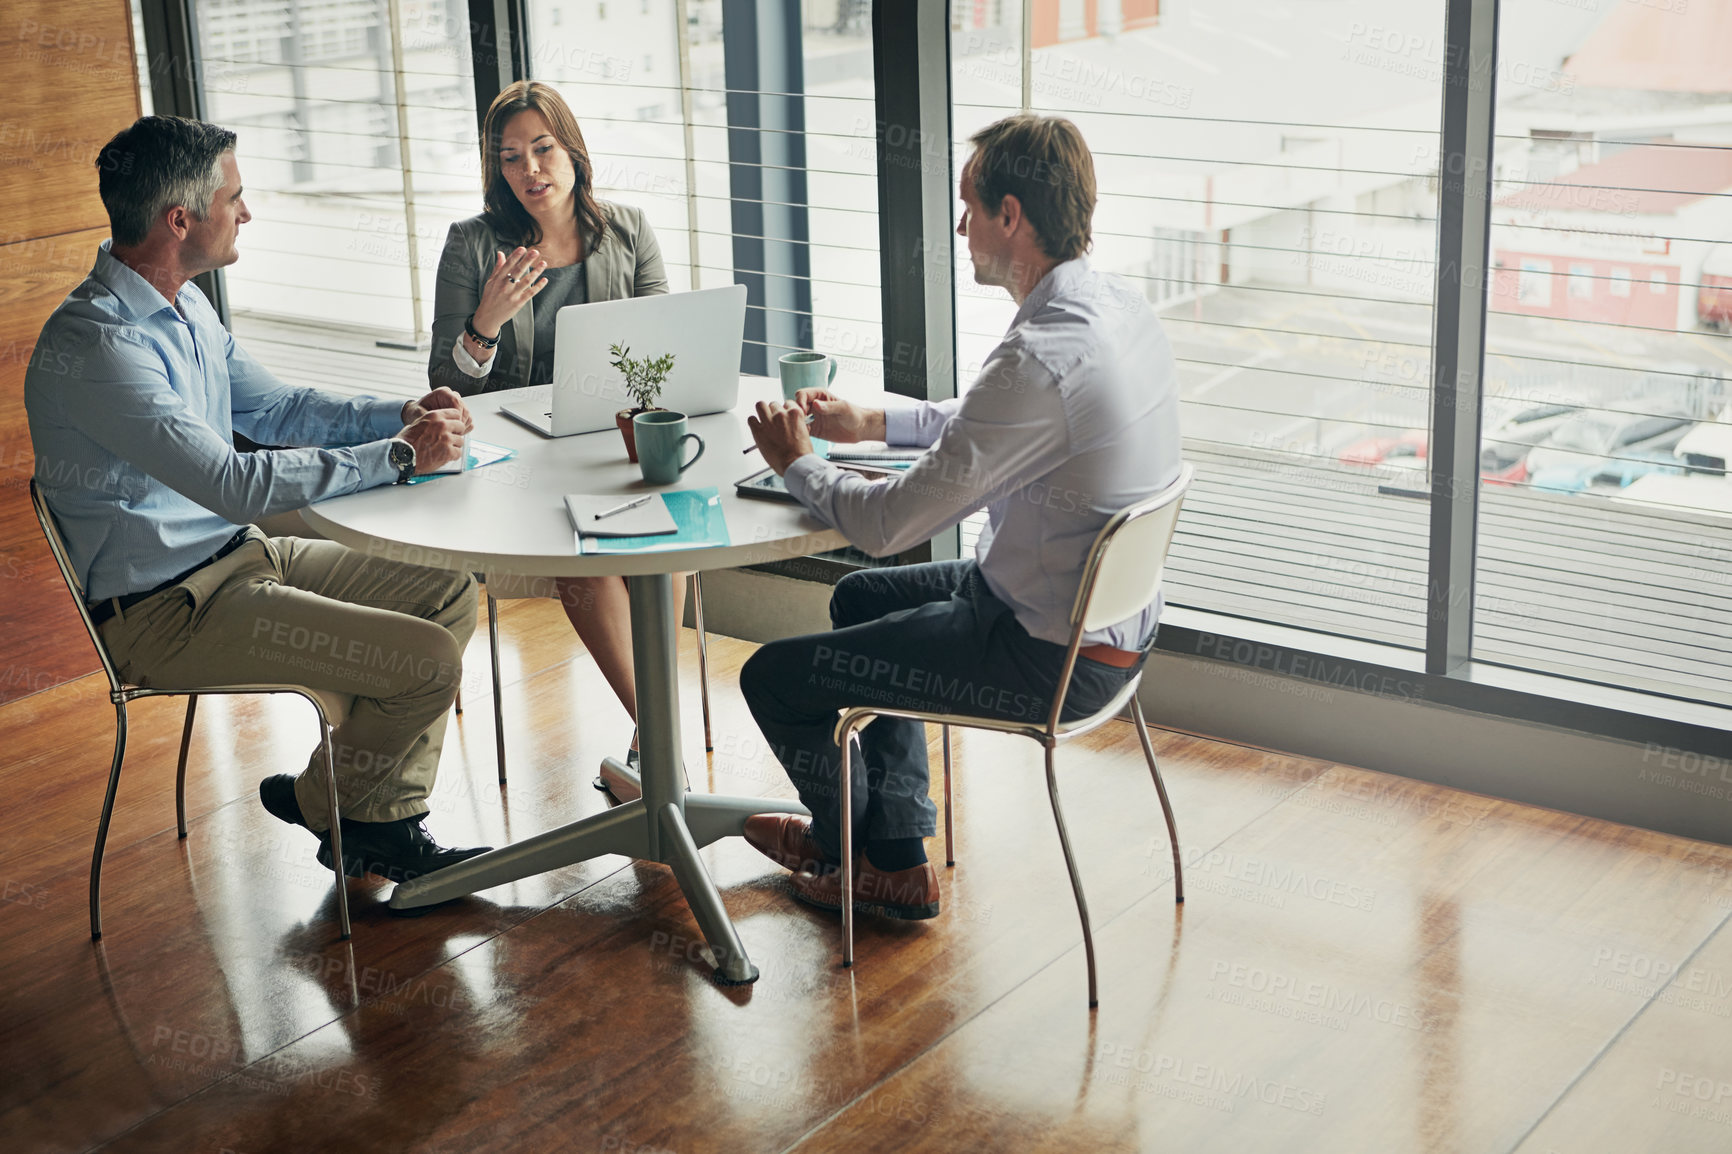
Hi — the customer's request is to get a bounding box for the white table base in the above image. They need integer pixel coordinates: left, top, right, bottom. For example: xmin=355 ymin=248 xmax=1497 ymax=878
xmin=387 ymin=572 xmax=810 ymax=984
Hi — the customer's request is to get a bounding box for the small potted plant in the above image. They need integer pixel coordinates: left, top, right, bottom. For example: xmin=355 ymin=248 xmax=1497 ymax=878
xmin=611 ymin=341 xmax=677 ymax=462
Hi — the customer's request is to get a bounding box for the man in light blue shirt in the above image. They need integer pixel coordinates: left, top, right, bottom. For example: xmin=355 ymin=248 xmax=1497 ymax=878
xmin=742 ymin=115 xmax=1182 ymax=920
xmin=28 ymin=115 xmax=489 ymax=887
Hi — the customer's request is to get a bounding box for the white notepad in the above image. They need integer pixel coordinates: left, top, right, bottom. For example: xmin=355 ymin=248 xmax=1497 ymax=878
xmin=564 ymin=493 xmax=678 ymax=538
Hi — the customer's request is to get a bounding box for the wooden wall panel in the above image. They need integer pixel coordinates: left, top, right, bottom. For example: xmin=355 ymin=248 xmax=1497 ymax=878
xmin=0 ymin=0 xmax=140 ymax=702
xmin=0 ymin=0 xmax=140 ymax=242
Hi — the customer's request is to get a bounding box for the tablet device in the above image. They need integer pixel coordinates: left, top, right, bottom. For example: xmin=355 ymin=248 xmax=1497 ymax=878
xmin=735 ymin=466 xmax=798 ymax=502
xmin=734 ymin=462 xmax=902 ymax=503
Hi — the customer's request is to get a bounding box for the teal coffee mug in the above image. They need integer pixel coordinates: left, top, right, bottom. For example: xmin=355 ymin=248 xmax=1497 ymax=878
xmin=634 ymin=410 xmax=705 ymax=485
xmin=778 ymin=351 xmax=838 ymax=402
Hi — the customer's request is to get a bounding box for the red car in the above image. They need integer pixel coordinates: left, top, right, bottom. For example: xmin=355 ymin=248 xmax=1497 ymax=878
xmin=1335 ymin=402 xmax=1584 ymax=484
xmin=1337 ymin=429 xmax=1427 ymax=468
xmin=1330 ymin=426 xmax=1427 ymax=467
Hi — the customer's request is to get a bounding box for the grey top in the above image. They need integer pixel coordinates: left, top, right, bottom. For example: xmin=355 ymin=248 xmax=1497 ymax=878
xmin=427 ymin=203 xmax=669 ymax=396
xmin=529 ymin=262 xmax=588 ymax=387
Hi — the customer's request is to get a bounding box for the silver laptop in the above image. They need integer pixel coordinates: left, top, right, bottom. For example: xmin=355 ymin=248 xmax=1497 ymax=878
xmin=499 ymin=284 xmax=748 ymax=437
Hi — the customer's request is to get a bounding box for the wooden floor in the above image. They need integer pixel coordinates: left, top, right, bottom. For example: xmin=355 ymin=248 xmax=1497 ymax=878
xmin=4 ymin=599 xmax=1732 ymax=1153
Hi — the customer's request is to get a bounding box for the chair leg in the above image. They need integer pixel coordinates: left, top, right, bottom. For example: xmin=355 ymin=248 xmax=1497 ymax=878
xmin=318 ymin=715 xmax=352 ymax=941
xmin=1044 ymin=747 xmax=1098 ymax=1009
xmin=941 ymin=724 xmax=955 ymax=868
xmin=692 ymin=574 xmax=713 ymax=752
xmin=1129 ymin=696 xmax=1183 ymax=904
xmin=488 ymin=594 xmax=507 ymax=785
xmin=174 ymin=696 xmax=198 ymax=839
xmin=90 ymin=702 xmax=129 ymax=941
xmin=840 ymin=722 xmax=856 ymax=969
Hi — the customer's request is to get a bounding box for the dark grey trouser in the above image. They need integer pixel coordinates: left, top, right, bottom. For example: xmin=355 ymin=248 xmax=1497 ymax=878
xmin=739 ymin=561 xmax=1144 ymax=859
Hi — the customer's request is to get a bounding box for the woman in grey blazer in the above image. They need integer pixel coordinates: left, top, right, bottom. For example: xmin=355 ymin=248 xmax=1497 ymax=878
xmin=430 ymin=80 xmax=679 ymax=752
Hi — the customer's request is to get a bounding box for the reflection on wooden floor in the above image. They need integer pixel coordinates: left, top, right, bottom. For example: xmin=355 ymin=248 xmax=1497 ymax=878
xmin=3 ymin=596 xmax=1731 ymax=1153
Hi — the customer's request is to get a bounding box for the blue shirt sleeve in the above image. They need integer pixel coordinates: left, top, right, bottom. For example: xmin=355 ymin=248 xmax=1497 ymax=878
xmin=57 ymin=321 xmax=398 ymax=525
xmin=226 ymin=330 xmax=407 ymax=446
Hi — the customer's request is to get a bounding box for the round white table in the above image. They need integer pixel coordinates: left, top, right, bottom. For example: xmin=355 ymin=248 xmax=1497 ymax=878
xmin=304 ymin=376 xmax=843 ymax=983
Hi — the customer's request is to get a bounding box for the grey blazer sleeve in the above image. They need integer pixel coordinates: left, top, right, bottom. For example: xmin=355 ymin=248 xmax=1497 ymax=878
xmin=630 ymin=208 xmax=670 ymax=297
xmin=429 ymin=220 xmax=487 ymax=398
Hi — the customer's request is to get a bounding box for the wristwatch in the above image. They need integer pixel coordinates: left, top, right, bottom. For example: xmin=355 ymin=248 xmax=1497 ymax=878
xmin=388 ymin=438 xmax=416 ymax=484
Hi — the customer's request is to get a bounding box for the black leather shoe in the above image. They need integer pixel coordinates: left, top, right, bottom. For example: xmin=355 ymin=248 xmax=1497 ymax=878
xmin=316 ymin=815 xmax=491 ymax=884
xmin=259 ymin=774 xmax=307 ymax=829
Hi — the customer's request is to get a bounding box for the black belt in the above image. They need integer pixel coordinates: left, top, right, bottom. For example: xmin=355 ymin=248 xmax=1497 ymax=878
xmin=89 ymin=529 xmax=253 ymax=627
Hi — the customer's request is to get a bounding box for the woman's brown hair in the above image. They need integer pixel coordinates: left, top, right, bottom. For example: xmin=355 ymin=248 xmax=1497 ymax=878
xmin=480 ymin=80 xmax=610 ymax=251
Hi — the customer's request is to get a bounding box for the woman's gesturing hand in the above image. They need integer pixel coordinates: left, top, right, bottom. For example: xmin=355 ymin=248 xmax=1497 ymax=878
xmin=472 ymin=246 xmax=549 ymax=338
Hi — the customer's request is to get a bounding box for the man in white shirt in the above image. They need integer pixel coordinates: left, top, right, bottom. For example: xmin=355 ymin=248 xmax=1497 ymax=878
xmin=743 ymin=115 xmax=1183 ymax=920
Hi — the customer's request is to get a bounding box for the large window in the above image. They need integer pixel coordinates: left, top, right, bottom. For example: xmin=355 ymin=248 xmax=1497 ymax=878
xmin=524 ymin=0 xmax=882 ymax=394
xmin=951 ymin=0 xmax=1445 ymax=649
xmin=136 ymin=0 xmax=1732 ymax=713
xmin=1473 ymin=1 xmax=1732 ymax=705
xmin=949 ymin=1 xmax=1732 ymax=711
xmin=178 ymin=0 xmax=480 ymax=395
xmin=141 ymin=0 xmax=884 ymax=404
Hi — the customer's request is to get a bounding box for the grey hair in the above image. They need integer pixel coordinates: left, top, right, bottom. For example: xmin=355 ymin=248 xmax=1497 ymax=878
xmin=95 ymin=116 xmax=237 ymax=246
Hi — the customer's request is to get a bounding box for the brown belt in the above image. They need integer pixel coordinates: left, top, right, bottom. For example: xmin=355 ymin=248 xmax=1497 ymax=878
xmin=1078 ymin=643 xmax=1143 ymax=669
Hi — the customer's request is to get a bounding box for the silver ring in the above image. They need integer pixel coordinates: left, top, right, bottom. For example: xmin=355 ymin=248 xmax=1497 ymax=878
xmin=506 ymin=274 xmax=519 ymax=284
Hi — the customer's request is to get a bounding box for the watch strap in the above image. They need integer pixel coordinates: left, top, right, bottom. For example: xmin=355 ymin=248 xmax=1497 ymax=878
xmin=389 ymin=438 xmax=416 ymax=484
xmin=464 ymin=315 xmax=500 ymax=349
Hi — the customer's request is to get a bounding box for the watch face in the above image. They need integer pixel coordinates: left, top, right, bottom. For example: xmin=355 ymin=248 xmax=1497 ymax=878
xmin=390 ymin=441 xmax=414 ymax=471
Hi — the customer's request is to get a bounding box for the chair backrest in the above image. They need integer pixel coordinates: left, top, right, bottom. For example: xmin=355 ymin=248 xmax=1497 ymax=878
xmin=1071 ymin=462 xmax=1194 ymax=637
xmin=30 ymin=479 xmax=126 ymax=694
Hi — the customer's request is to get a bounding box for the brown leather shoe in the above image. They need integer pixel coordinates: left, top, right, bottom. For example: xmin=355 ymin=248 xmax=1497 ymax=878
xmin=789 ymin=856 xmax=940 ymax=921
xmin=743 ymin=814 xmax=831 ymax=873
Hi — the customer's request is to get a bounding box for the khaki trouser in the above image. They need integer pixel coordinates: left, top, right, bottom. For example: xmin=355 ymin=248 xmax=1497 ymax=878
xmin=98 ymin=529 xmax=479 ymax=831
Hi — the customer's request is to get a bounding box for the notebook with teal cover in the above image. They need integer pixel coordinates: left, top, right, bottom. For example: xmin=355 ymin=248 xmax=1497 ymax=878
xmin=577 ymin=487 xmax=731 ymax=554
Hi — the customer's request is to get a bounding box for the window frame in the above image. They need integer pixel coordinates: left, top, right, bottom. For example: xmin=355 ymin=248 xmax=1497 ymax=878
xmin=136 ymin=0 xmax=229 ymax=322
xmin=156 ymin=0 xmax=1729 ymax=747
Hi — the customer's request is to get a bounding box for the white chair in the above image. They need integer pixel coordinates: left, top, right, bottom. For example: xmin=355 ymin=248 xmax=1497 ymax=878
xmin=831 ymin=464 xmax=1194 ymax=1007
xmin=31 ymin=481 xmax=357 ymax=941
xmin=481 ymin=573 xmax=713 ymax=783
